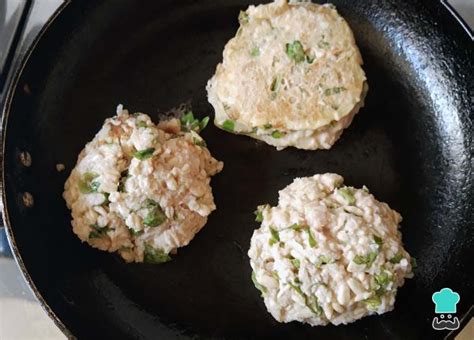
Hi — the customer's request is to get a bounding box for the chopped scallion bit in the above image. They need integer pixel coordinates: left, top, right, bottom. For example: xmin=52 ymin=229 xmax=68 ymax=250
xmin=79 ymin=172 xmax=100 ymax=194
xmin=307 ymin=295 xmax=323 ymax=316
xmin=271 ymin=130 xmax=284 ymax=138
xmin=263 ymin=123 xmax=272 ymax=129
xmin=353 ymin=251 xmax=378 ymax=266
xmin=251 ymin=271 xmax=267 ymax=295
xmin=286 ymin=40 xmax=306 ymax=63
xmin=338 ymin=187 xmax=356 ymax=205
xmin=324 ymin=87 xmax=347 ymax=96
xmin=269 ymin=227 xmax=280 ymax=245
xmin=291 ymin=258 xmax=301 ymax=269
xmin=143 ymin=201 xmax=167 ymax=227
xmin=289 ymin=283 xmax=322 ymax=316
xmin=129 ymin=229 xmax=144 ymax=237
xmin=254 ymin=210 xmax=263 ymax=223
xmin=374 ymin=271 xmax=392 ymax=288
xmin=250 ymin=46 xmax=260 ymax=57
xmin=306 ymin=228 xmax=317 ymax=248
xmin=389 ymin=252 xmax=404 ymax=264
xmin=290 ymin=223 xmax=304 ymax=231
xmin=317 ymin=255 xmax=334 ymax=267
xmin=133 ymin=148 xmax=155 ymax=160
xmin=144 ymin=244 xmax=171 ymax=264
xmin=136 ymin=121 xmax=148 ymax=128
xmin=222 ymin=119 xmax=235 ymax=132
xmin=364 ymin=295 xmax=381 ymax=310
xmin=180 ymin=111 xmax=209 ymax=133
xmin=373 ymin=235 xmax=383 ymax=248
xmin=271 ymin=75 xmax=281 ymax=93
xmin=238 ymin=10 xmax=249 ymax=25
xmin=88 ymin=224 xmax=113 ymax=239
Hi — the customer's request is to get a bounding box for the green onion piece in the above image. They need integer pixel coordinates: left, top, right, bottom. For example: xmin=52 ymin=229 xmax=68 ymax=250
xmin=373 ymin=235 xmax=383 ymax=248
xmin=367 ymin=252 xmax=377 ymax=264
xmin=389 ymin=252 xmax=404 ymax=264
xmin=289 ymin=282 xmax=323 ymax=316
xmin=180 ymin=111 xmax=209 ymax=133
xmin=102 ymin=193 xmax=110 ymax=206
xmin=291 ymin=258 xmax=301 ymax=269
xmin=250 ymin=47 xmax=260 ymax=57
xmin=270 ymin=75 xmax=281 ymax=92
xmin=325 ymin=87 xmax=347 ymax=96
xmin=320 ymin=255 xmax=333 ymax=265
xmin=289 ymin=282 xmax=304 ymax=297
xmin=251 ymin=271 xmax=267 ymax=295
xmin=306 ymin=228 xmax=317 ymax=248
xmin=373 ymin=271 xmax=391 ymax=296
xmin=269 ymin=227 xmax=280 ymax=246
xmin=364 ymin=295 xmax=381 ymax=310
xmin=79 ymin=172 xmax=100 ymax=194
xmin=286 ymin=40 xmax=306 ymax=63
xmin=238 ymin=10 xmax=249 ymax=25
xmin=180 ymin=111 xmax=198 ymax=131
xmin=338 ymin=187 xmax=356 ymax=205
xmin=181 ymin=111 xmax=195 ymax=125
xmin=222 ymin=120 xmax=235 ymax=132
xmin=254 ymin=210 xmax=263 ymax=223
xmin=374 ymin=271 xmax=392 ymax=288
xmin=143 ymin=203 xmax=167 ymax=227
xmin=88 ymin=224 xmax=113 ymax=239
xmin=307 ymin=295 xmax=323 ymax=316
xmin=144 ymin=244 xmax=171 ymax=264
xmin=193 ymin=138 xmax=207 ymax=147
xmin=353 ymin=251 xmax=378 ymax=266
xmin=199 ymin=116 xmax=210 ymax=131
xmin=129 ymin=229 xmax=144 ymax=237
xmin=263 ymin=123 xmax=272 ymax=129
xmin=88 ymin=231 xmax=100 ymax=239
xmin=290 ymin=223 xmax=303 ymax=232
xmin=137 ymin=121 xmax=148 ymax=128
xmin=271 ymin=130 xmax=284 ymax=138
xmin=190 ymin=130 xmax=207 ymax=147
xmin=133 ymin=148 xmax=155 ymax=160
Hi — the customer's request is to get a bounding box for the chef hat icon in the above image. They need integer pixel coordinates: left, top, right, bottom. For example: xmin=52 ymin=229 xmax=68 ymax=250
xmin=432 ymin=288 xmax=460 ymax=314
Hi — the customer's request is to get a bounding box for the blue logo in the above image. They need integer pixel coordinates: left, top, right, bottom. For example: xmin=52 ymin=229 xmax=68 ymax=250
xmin=431 ymin=288 xmax=460 ymax=331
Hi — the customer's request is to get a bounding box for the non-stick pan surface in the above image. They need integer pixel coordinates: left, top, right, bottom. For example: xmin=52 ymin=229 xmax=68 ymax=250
xmin=2 ymin=0 xmax=473 ymax=339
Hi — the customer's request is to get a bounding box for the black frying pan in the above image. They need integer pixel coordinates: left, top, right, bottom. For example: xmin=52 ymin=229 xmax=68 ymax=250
xmin=1 ymin=0 xmax=473 ymax=339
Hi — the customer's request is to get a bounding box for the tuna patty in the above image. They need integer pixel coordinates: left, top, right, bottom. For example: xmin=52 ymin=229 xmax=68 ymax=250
xmin=207 ymin=0 xmax=367 ymax=150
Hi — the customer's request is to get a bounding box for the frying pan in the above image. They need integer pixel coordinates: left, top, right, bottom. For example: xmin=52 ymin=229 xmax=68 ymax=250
xmin=1 ymin=0 xmax=473 ymax=339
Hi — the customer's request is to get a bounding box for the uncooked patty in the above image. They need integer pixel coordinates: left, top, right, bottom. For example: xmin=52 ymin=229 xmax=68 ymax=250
xmin=248 ymin=173 xmax=414 ymax=325
xmin=63 ymin=105 xmax=223 ymax=263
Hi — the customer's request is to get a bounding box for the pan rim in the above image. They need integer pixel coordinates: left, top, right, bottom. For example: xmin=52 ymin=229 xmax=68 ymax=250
xmin=0 ymin=0 xmax=472 ymax=338
xmin=0 ymin=0 xmax=74 ymax=338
